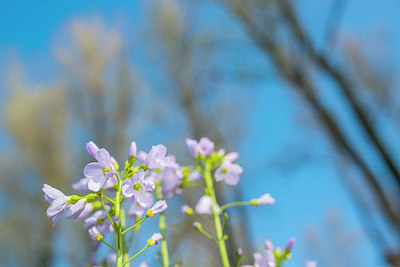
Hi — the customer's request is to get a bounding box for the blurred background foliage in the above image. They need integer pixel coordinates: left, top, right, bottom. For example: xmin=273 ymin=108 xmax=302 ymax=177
xmin=0 ymin=0 xmax=399 ymax=266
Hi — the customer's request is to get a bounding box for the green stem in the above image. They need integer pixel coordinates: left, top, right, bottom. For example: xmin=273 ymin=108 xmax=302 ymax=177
xmin=101 ymin=239 xmax=117 ymax=251
xmin=203 ymin=161 xmax=230 ymax=267
xmin=122 ymin=245 xmax=149 ymax=266
xmin=115 ymin=179 xmax=123 ymax=267
xmin=121 ymin=215 xmax=147 ymax=235
xmin=100 ymin=195 xmax=116 ymax=231
xmin=120 ymin=209 xmax=129 ymax=266
xmin=156 ymin=182 xmax=170 ymax=267
xmin=195 ymin=225 xmax=218 ymax=244
xmin=103 ymin=195 xmax=115 ymax=205
xmin=219 ymin=201 xmax=251 ymax=212
xmin=159 ymin=213 xmax=170 ymax=267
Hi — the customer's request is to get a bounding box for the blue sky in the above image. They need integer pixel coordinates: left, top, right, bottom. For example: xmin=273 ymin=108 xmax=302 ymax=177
xmin=1 ymin=0 xmax=399 ymax=266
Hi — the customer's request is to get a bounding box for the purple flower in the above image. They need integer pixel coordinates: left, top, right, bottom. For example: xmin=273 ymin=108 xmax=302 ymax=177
xmin=253 ymin=194 xmax=275 ymax=206
xmin=88 ymin=225 xmax=103 ymax=241
xmin=161 ymin=161 xmax=183 ymax=198
xmin=122 ymin=169 xmax=155 ymax=207
xmin=198 ymin=137 xmax=214 ymax=156
xmin=185 ymin=137 xmax=215 ymax=157
xmin=225 ymin=152 xmax=239 ymax=162
xmin=128 ymin=192 xmax=153 ymax=217
xmin=237 ymin=248 xmax=243 ymax=255
xmin=195 ymin=195 xmax=220 ymax=215
xmin=305 ymin=260 xmax=317 ymax=267
xmin=43 ymin=184 xmax=70 ymax=226
xmin=146 ymin=145 xmax=169 ymax=169
xmin=84 ymin=148 xmax=115 ymax=192
xmin=185 ymin=138 xmax=199 ymax=157
xmin=147 ymin=233 xmax=163 ymax=246
xmin=188 ymin=170 xmax=202 ymax=181
xmin=137 ymin=151 xmax=148 ymax=163
xmin=72 ymin=177 xmax=89 ymax=191
xmin=285 ymin=237 xmax=296 ymax=251
xmin=85 ymin=209 xmax=110 ymax=229
xmin=253 ymin=251 xmax=275 ymax=267
xmin=265 ymin=240 xmax=274 ymax=251
xmin=215 ymin=161 xmax=243 ymax=186
xmin=75 ymin=202 xmax=94 ymax=219
xmin=147 ymin=200 xmax=168 ymax=217
xmin=130 ymin=141 xmax=137 ymax=157
xmin=139 ymin=263 xmax=148 ymax=267
xmin=86 ymin=141 xmax=99 ymax=159
xmin=66 ymin=199 xmax=86 ymax=219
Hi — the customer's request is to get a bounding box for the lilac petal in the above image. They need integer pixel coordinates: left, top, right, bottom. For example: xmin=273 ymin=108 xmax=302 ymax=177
xmin=305 ymin=260 xmax=317 ymax=267
xmin=84 ymin=163 xmax=102 ymax=178
xmin=150 ymin=232 xmax=163 ymax=242
xmin=135 ymin=191 xmax=148 ymax=207
xmin=142 ymin=180 xmax=155 ymax=191
xmin=75 ymin=203 xmax=94 ymax=219
xmin=195 ymin=195 xmax=213 ymax=215
xmin=96 ymin=148 xmax=112 ymax=167
xmin=43 ymin=184 xmax=65 ymax=203
xmin=265 ymin=240 xmax=274 ymax=250
xmin=230 ymin=164 xmax=243 ymax=174
xmin=151 ymin=200 xmax=168 ymax=214
xmin=185 ymin=138 xmax=198 ymax=157
xmin=47 ymin=197 xmax=67 ymax=217
xmin=72 ymin=177 xmax=89 ymax=191
xmin=52 ymin=211 xmax=64 ymax=227
xmin=137 ymin=151 xmax=147 ymax=162
xmin=121 ymin=180 xmax=134 ymax=198
xmin=130 ymin=141 xmax=137 ymax=157
xmin=66 ymin=199 xmax=86 ymax=219
xmin=198 ymin=137 xmax=214 ymax=156
xmin=132 ymin=169 xmax=145 ymax=183
xmin=128 ymin=203 xmax=145 ymax=217
xmin=88 ymin=175 xmax=107 ymax=192
xmin=225 ymin=152 xmax=239 ymax=162
xmin=86 ymin=141 xmax=99 ymax=159
xmin=224 ymin=173 xmax=240 ymax=186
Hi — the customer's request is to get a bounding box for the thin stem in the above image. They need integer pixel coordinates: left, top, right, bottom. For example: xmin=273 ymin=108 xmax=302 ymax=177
xmin=104 ymin=195 xmax=115 ymax=205
xmin=101 ymin=239 xmax=117 ymax=251
xmin=100 ymin=195 xmax=116 ymax=231
xmin=195 ymin=226 xmax=218 ymax=244
xmin=115 ymin=180 xmax=123 ymax=267
xmin=122 ymin=245 xmax=149 ymax=266
xmin=122 ymin=216 xmax=147 ymax=235
xmin=159 ymin=213 xmax=170 ymax=267
xmin=203 ymin=161 xmax=230 ymax=267
xmin=155 ymin=182 xmax=170 ymax=267
xmin=220 ymin=201 xmax=251 ymax=212
xmin=120 ymin=209 xmax=130 ymax=266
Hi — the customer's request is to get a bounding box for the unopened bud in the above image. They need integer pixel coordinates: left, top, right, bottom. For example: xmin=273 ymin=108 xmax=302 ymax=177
xmin=181 ymin=205 xmax=194 ymax=215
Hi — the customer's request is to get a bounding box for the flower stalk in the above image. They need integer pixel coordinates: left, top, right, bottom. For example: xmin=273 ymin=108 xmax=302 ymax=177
xmin=203 ymin=160 xmax=230 ymax=267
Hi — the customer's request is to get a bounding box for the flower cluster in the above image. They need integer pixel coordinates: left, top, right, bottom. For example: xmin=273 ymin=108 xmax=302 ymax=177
xmin=42 ymin=137 xmax=316 ymax=267
xmin=43 ymin=141 xmax=169 ymax=266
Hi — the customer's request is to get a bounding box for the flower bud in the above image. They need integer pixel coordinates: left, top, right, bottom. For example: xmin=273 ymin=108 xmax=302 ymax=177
xmin=130 ymin=141 xmax=137 ymax=157
xmin=285 ymin=237 xmax=296 ymax=251
xmin=86 ymin=141 xmax=99 ymax=159
xmin=193 ymin=221 xmax=202 ymax=230
xmin=147 ymin=233 xmax=163 ymax=246
xmin=181 ymin=205 xmax=194 ymax=215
